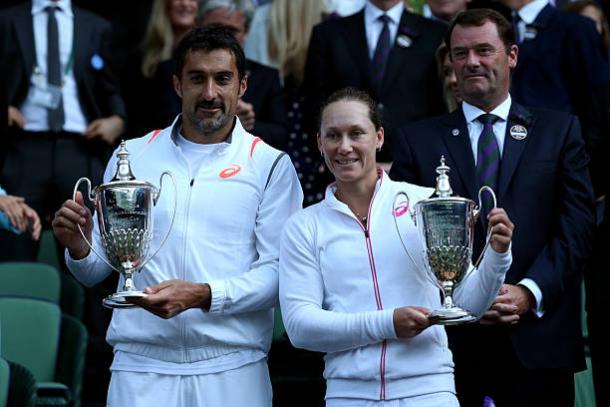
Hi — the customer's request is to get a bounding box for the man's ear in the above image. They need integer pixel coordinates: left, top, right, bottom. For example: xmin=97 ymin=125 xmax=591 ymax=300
xmin=238 ymin=74 xmax=248 ymax=98
xmin=173 ymin=74 xmax=183 ymax=99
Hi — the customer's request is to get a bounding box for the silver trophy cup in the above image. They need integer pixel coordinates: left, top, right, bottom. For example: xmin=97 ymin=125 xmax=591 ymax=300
xmin=394 ymin=156 xmax=496 ymax=325
xmin=73 ymin=141 xmax=176 ymax=308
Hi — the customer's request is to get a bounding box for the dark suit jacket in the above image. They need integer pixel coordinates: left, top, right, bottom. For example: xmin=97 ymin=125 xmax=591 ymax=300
xmin=0 ymin=1 xmax=126 ymax=123
xmin=304 ymin=8 xmax=447 ymax=161
xmin=129 ymin=58 xmax=287 ymax=149
xmin=390 ymin=102 xmax=595 ymax=370
xmin=511 ymin=4 xmax=608 ymax=124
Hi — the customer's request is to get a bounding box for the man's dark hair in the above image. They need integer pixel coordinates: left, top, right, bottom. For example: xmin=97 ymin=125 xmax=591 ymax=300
xmin=173 ymin=26 xmax=246 ymax=80
xmin=318 ymin=87 xmax=382 ymax=132
xmin=445 ymin=9 xmax=516 ymax=57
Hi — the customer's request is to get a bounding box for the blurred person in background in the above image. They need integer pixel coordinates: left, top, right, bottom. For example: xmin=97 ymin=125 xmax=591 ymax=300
xmin=198 ymin=0 xmax=288 ymax=150
xmin=436 ymin=42 xmax=460 ymax=112
xmin=563 ymin=2 xmax=610 ymax=405
xmin=423 ymin=0 xmax=471 ymax=23
xmin=303 ymin=0 xmax=447 ymax=171
xmin=0 ymin=0 xmax=125 ymax=262
xmin=123 ymin=0 xmax=198 ymax=137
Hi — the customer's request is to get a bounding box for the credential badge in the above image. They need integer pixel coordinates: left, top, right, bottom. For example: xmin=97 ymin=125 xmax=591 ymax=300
xmin=510 ymin=125 xmax=527 ymax=140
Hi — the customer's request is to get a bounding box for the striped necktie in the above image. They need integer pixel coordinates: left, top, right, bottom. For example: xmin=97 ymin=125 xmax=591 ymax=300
xmin=476 ymin=113 xmax=500 ymax=214
xmin=371 ymin=14 xmax=391 ymax=91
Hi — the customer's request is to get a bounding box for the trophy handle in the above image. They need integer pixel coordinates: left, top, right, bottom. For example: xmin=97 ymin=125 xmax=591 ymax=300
xmin=140 ymin=171 xmax=177 ymax=269
xmin=473 ymin=185 xmax=498 ymax=269
xmin=72 ymin=177 xmax=121 ymax=273
xmin=392 ymin=192 xmax=441 ymax=289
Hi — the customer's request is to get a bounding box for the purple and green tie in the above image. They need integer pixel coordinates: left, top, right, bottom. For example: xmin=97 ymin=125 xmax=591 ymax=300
xmin=371 ymin=14 xmax=391 ymax=91
xmin=476 ymin=114 xmax=500 ymax=215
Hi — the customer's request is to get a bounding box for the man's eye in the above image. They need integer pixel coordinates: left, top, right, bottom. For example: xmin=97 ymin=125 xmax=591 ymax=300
xmin=477 ymin=47 xmax=494 ymax=56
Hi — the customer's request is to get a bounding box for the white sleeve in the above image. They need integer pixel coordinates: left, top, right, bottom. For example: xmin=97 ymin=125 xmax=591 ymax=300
xmin=453 ymin=244 xmax=512 ymax=317
xmin=279 ymin=213 xmax=397 ymax=353
xmin=207 ymin=154 xmax=303 ymax=314
xmin=65 ymin=150 xmax=120 ymax=287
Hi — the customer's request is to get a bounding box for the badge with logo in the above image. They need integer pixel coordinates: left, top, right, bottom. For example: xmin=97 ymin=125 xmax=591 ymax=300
xmin=451 ymin=128 xmax=460 ymax=136
xmin=397 ymin=34 xmax=412 ymax=48
xmin=510 ymin=125 xmax=528 ymax=140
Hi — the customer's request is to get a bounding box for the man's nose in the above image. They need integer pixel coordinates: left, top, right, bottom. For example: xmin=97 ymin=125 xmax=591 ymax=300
xmin=465 ymin=50 xmax=481 ymax=67
xmin=201 ymin=80 xmax=216 ymax=100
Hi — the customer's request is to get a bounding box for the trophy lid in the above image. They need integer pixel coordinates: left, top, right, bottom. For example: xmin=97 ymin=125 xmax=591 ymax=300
xmin=435 ymin=156 xmax=453 ymax=198
xmin=111 ymin=141 xmax=136 ymax=182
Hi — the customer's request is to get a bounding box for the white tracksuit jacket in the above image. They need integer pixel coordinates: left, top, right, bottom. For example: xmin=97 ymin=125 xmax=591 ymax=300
xmin=67 ymin=116 xmax=303 ymax=369
xmin=279 ymin=172 xmax=511 ymax=401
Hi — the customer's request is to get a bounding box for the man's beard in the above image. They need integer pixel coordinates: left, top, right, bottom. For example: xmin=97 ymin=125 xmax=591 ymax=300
xmin=188 ymin=100 xmax=229 ymax=135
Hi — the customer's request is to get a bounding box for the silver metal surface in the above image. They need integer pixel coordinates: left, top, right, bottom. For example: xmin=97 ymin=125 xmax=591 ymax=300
xmin=73 ymin=141 xmax=176 ymax=309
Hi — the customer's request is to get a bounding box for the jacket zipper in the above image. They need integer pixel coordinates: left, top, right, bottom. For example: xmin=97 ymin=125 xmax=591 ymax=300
xmin=354 ymin=177 xmax=387 ymax=400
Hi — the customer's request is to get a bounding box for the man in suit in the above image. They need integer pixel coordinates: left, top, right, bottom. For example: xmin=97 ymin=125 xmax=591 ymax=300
xmin=0 ymin=0 xmax=126 ymax=261
xmin=390 ymin=9 xmax=595 ymax=406
xmin=501 ymin=0 xmax=609 ymax=150
xmin=304 ymin=0 xmax=447 ymax=165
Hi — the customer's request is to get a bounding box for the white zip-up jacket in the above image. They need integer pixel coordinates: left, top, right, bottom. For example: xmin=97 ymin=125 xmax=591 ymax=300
xmin=67 ymin=116 xmax=303 ymax=367
xmin=279 ymin=172 xmax=511 ymax=401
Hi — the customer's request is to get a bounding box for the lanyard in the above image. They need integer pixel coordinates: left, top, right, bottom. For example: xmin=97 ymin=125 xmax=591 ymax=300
xmin=32 ymin=9 xmax=75 ymax=80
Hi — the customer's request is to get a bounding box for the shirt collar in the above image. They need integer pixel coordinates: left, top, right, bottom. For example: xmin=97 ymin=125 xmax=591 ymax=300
xmin=462 ymin=94 xmax=512 ymax=124
xmin=516 ymin=0 xmax=548 ymax=24
xmin=364 ymin=0 xmax=404 ymax=26
xmin=170 ymin=114 xmax=236 ymax=145
xmin=32 ymin=0 xmax=73 ymax=17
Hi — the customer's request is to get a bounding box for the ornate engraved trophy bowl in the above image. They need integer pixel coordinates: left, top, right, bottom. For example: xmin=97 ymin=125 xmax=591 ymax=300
xmin=73 ymin=141 xmax=176 ymax=309
xmin=415 ymin=196 xmax=478 ymax=323
xmin=393 ymin=156 xmax=496 ymax=325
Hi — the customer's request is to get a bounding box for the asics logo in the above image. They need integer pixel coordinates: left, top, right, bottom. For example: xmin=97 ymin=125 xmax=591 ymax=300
xmin=219 ymin=164 xmax=241 ymax=179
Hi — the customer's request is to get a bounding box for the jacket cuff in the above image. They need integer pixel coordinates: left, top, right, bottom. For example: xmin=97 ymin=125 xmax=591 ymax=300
xmin=208 ymin=280 xmax=227 ymax=313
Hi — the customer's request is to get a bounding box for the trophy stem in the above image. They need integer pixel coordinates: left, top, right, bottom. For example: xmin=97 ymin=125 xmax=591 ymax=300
xmin=123 ymin=271 xmax=135 ymax=292
xmin=442 ymin=281 xmax=455 ymax=309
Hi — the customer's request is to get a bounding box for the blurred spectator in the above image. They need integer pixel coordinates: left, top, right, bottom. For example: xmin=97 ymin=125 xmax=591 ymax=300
xmin=563 ymin=0 xmax=610 ymax=56
xmin=123 ymin=0 xmax=198 ymax=137
xmin=0 ymin=0 xmax=125 ymax=261
xmin=0 ymin=186 xmax=41 ymax=240
xmin=500 ymin=0 xmax=609 ymax=158
xmin=563 ymin=2 xmax=610 ymax=406
xmin=303 ymin=0 xmax=447 ymax=168
xmin=195 ymin=0 xmax=288 ymax=150
xmin=436 ymin=42 xmax=460 ymax=111
xmin=424 ymin=0 xmax=471 ymax=23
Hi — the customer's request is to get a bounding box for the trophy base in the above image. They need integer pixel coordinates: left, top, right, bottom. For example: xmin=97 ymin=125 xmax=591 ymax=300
xmin=102 ymin=291 xmax=147 ymax=309
xmin=428 ymin=308 xmax=477 ymax=325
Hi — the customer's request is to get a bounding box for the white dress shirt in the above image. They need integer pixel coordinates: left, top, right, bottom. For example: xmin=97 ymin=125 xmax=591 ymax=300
xmin=462 ymin=95 xmax=544 ymax=317
xmin=21 ymin=0 xmax=87 ymax=133
xmin=364 ymin=1 xmax=404 ymax=59
xmin=514 ymin=0 xmax=548 ymax=43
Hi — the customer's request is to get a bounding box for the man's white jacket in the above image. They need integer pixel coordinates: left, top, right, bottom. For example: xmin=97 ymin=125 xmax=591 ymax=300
xmin=279 ymin=172 xmax=511 ymax=400
xmin=67 ymin=116 xmax=303 ymax=369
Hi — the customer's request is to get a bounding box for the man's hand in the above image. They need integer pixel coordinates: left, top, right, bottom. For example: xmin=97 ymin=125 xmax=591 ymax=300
xmin=236 ymin=100 xmax=255 ymax=131
xmin=480 ymin=284 xmax=535 ymax=326
xmin=131 ymin=280 xmax=212 ymax=319
xmin=487 ymin=208 xmax=514 ymax=253
xmin=84 ymin=115 xmax=124 ymax=145
xmin=8 ymin=106 xmax=25 ymax=128
xmin=393 ymin=306 xmax=433 ymax=338
xmin=52 ymin=191 xmax=93 ymax=259
xmin=0 ymin=195 xmax=41 ymax=239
